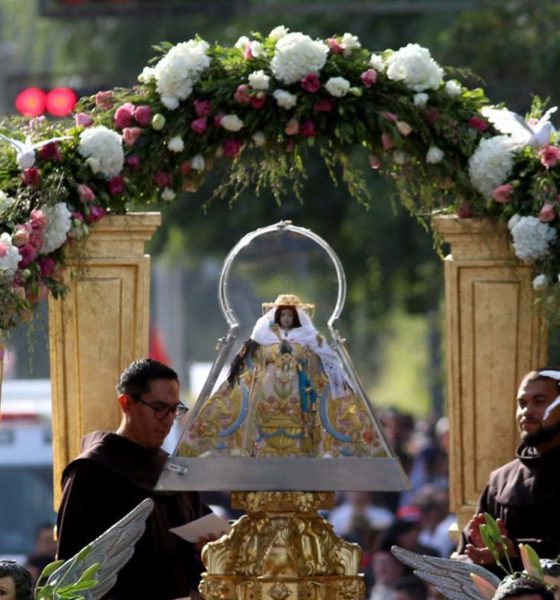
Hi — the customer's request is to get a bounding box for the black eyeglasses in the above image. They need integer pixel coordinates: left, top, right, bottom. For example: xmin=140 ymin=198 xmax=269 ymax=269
xmin=133 ymin=398 xmax=189 ymax=420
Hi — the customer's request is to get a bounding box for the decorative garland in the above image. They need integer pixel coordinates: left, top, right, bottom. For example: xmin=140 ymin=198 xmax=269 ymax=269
xmin=0 ymin=26 xmax=559 ymax=333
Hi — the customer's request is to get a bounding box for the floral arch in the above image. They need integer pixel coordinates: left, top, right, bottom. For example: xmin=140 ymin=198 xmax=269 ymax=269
xmin=0 ymin=27 xmax=559 ymax=333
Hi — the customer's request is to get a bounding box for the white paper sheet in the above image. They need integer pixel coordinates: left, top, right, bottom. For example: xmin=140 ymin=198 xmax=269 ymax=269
xmin=170 ymin=512 xmax=232 ymax=543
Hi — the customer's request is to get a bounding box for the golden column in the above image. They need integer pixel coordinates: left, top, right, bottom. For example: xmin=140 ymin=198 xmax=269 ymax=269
xmin=48 ymin=212 xmax=161 ymax=505
xmin=433 ymin=216 xmax=547 ymax=530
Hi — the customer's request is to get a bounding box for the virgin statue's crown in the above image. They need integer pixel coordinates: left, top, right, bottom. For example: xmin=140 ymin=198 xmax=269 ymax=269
xmin=261 ymin=294 xmax=315 ymax=316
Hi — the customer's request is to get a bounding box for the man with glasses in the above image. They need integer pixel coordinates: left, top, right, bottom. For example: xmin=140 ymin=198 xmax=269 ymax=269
xmin=56 ymin=358 xmax=209 ymax=600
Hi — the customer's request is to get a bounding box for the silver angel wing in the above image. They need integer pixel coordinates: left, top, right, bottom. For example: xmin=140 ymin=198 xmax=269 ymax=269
xmin=480 ymin=107 xmax=533 ymax=143
xmin=42 ymin=498 xmax=154 ymax=600
xmin=391 ymin=545 xmax=501 ymax=600
xmin=0 ymin=133 xmax=71 ymax=169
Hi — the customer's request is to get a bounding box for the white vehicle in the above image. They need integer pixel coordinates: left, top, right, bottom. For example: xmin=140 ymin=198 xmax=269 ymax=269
xmin=0 ymin=379 xmax=55 ymax=561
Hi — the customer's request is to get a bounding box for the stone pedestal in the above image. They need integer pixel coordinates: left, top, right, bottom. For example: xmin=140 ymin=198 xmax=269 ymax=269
xmin=433 ymin=216 xmax=547 ymax=531
xmin=48 ymin=213 xmax=161 ymax=507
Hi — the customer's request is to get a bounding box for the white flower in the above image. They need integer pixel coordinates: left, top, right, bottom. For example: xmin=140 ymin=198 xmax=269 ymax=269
xmin=269 ymin=25 xmax=289 ymax=41
xmin=235 ymin=36 xmax=250 ymax=49
xmin=340 ymin=33 xmax=361 ymax=57
xmin=508 ymin=215 xmax=556 ymax=264
xmin=167 ymin=136 xmax=184 ymax=153
xmin=426 ymin=146 xmax=444 ymax=164
xmin=325 ymin=76 xmax=350 ymax=97
xmin=249 ymin=41 xmax=264 ymax=58
xmin=220 ymin=114 xmax=244 ymax=132
xmin=469 ymin=135 xmax=517 ymax=198
xmin=533 ymin=274 xmax=550 ymax=291
xmin=0 ymin=191 xmax=14 ymax=215
xmin=386 ymin=43 xmax=443 ymax=92
xmin=445 ymin=80 xmax=462 ymax=96
xmin=393 ymin=151 xmax=408 ymax=165
xmin=161 ymin=188 xmax=176 ymax=201
xmin=271 ymin=32 xmax=328 ymax=84
xmin=0 ymin=233 xmax=21 ymax=280
xmin=153 ymin=39 xmax=210 ymax=110
xmin=41 ymin=203 xmax=72 ymax=255
xmin=190 ymin=154 xmax=205 ymax=171
xmin=413 ymin=93 xmax=429 ymax=107
xmin=78 ymin=126 xmax=124 ymax=179
xmin=370 ymin=53 xmax=385 ymax=72
xmin=248 ymin=70 xmax=270 ymax=91
xmin=273 ymin=89 xmax=298 ymax=109
xmin=138 ymin=66 xmax=155 ymax=84
xmin=252 ymin=131 xmax=266 ymax=146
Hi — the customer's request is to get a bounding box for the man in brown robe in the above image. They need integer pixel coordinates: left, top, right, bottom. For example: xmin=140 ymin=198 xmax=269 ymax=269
xmin=457 ymin=368 xmax=560 ymax=570
xmin=56 ymin=358 xmax=210 ymax=600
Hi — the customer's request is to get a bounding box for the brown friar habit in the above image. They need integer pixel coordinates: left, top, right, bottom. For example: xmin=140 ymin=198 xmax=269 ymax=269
xmin=459 ymin=442 xmax=560 ymax=569
xmin=56 ymin=431 xmax=210 ymax=600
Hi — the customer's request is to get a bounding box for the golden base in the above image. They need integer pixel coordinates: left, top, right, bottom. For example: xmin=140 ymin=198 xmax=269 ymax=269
xmin=200 ymin=492 xmax=365 ymax=600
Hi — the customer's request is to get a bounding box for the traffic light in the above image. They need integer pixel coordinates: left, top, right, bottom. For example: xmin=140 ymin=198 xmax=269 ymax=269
xmin=15 ymin=87 xmax=77 ymax=117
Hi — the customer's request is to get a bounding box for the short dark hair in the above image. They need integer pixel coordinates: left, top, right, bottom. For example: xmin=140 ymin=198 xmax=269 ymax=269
xmin=273 ymin=305 xmax=301 ymax=328
xmin=117 ymin=358 xmax=179 ymax=398
xmin=493 ymin=575 xmax=555 ymax=600
xmin=393 ymin=575 xmax=428 ymax=600
xmin=0 ymin=560 xmax=33 ymax=600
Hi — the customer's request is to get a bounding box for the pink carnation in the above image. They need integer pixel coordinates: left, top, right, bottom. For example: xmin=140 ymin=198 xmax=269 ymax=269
xmin=313 ymin=98 xmax=334 ymax=113
xmin=223 ymin=138 xmax=242 ymax=158
xmin=95 ymin=91 xmax=113 ymax=110
xmin=75 ymin=112 xmax=93 ymax=127
xmin=301 ymin=73 xmax=321 ymax=93
xmin=327 ymin=38 xmax=344 ymax=54
xmin=250 ymin=96 xmax=266 ymax=109
xmin=38 ymin=257 xmax=56 ymax=277
xmin=22 ymin=168 xmax=41 ymax=187
xmin=87 ymin=205 xmax=107 ymax=223
xmin=39 ymin=142 xmax=62 ymax=162
xmin=108 ymin=176 xmax=125 ymax=195
xmin=30 ymin=209 xmax=47 ymax=229
xmin=18 ymin=243 xmax=36 ymax=268
xmin=300 ymin=119 xmax=316 ymax=138
xmin=243 ymin=45 xmax=254 ymax=60
xmin=381 ymin=112 xmax=398 ymax=123
xmin=381 ymin=133 xmax=394 ymax=151
xmin=539 ymin=145 xmax=560 ymax=169
xmin=469 ymin=116 xmax=488 ymax=132
xmin=134 ymin=105 xmax=152 ymax=127
xmin=114 ymin=103 xmax=135 ymax=129
xmin=360 ymin=69 xmax=377 ymax=88
xmin=491 ymin=184 xmax=513 ymax=204
xmin=78 ymin=184 xmax=96 ymax=202
xmin=539 ymin=202 xmax=557 ymax=222
xmin=126 ymin=155 xmax=141 ymax=170
xmin=154 ymin=171 xmax=172 ymax=188
xmin=194 ymin=100 xmax=211 ymax=118
xmin=0 ymin=240 xmax=8 ymax=258
xmin=122 ymin=127 xmax=143 ymax=147
xmin=457 ymin=202 xmax=474 ymax=218
xmin=234 ymin=84 xmax=251 ymax=104
xmin=180 ymin=161 xmax=192 ymax=175
xmin=191 ymin=117 xmax=208 ymax=135
xmin=29 ymin=229 xmax=44 ymax=251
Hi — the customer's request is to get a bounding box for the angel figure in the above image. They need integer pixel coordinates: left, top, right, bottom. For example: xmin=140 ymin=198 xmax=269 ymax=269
xmin=183 ymin=294 xmax=383 ymax=458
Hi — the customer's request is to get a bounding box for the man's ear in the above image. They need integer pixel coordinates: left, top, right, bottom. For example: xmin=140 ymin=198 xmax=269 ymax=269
xmin=119 ymin=393 xmax=134 ymax=413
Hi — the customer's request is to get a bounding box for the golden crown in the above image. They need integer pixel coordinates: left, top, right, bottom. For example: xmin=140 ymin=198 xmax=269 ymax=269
xmin=261 ymin=294 xmax=315 ymax=316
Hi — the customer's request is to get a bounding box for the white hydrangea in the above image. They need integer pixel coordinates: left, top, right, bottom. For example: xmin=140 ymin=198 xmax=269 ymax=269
xmin=0 ymin=233 xmax=21 ymax=280
xmin=78 ymin=126 xmax=124 ymax=179
xmin=153 ymin=39 xmax=210 ymax=110
xmin=138 ymin=66 xmax=155 ymax=84
xmin=508 ymin=215 xmax=556 ymax=264
xmin=248 ymin=70 xmax=270 ymax=91
xmin=249 ymin=41 xmax=264 ymax=58
xmin=386 ymin=43 xmax=443 ymax=92
xmin=271 ymin=32 xmax=328 ymax=84
xmin=41 ymin=203 xmax=72 ymax=255
xmin=220 ymin=114 xmax=244 ymax=132
xmin=445 ymin=80 xmax=462 ymax=96
xmin=190 ymin=154 xmax=205 ymax=171
xmin=340 ymin=33 xmax=361 ymax=57
xmin=468 ymin=136 xmax=517 ymax=198
xmin=413 ymin=93 xmax=429 ymax=107
xmin=161 ymin=188 xmax=176 ymax=202
xmin=0 ymin=191 xmax=14 ymax=215
xmin=426 ymin=146 xmax=444 ymax=164
xmin=167 ymin=136 xmax=184 ymax=153
xmin=273 ymin=89 xmax=298 ymax=109
xmin=370 ymin=53 xmax=385 ymax=72
xmin=532 ymin=274 xmax=550 ymax=291
xmin=325 ymin=77 xmax=350 ymax=97
xmin=269 ymin=25 xmax=289 ymax=41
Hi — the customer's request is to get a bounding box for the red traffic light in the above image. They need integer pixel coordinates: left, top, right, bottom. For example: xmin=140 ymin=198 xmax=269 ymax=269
xmin=15 ymin=87 xmax=78 ymax=117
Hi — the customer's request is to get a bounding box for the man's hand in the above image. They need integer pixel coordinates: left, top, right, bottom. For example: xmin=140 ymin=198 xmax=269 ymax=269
xmin=465 ymin=513 xmax=516 ymax=565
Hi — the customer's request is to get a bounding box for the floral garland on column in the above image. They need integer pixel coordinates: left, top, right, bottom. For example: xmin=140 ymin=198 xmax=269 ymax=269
xmin=0 ymin=26 xmax=559 ymax=332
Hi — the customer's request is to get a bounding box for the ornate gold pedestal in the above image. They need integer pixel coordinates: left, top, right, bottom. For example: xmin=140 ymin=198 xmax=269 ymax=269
xmin=200 ymin=492 xmax=365 ymax=600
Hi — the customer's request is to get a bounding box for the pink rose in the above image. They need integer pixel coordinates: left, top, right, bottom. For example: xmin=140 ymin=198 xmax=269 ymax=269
xmin=313 ymin=98 xmax=334 ymax=113
xmin=38 ymin=142 xmax=63 ymax=162
xmin=74 ymin=112 xmax=93 ymax=127
xmin=300 ymin=119 xmax=316 ymax=138
xmin=223 ymin=138 xmax=242 ymax=158
xmin=301 ymin=73 xmax=321 ymax=93
xmin=30 ymin=209 xmax=47 ymax=229
xmin=114 ymin=103 xmax=135 ymax=129
xmin=368 ymin=155 xmax=381 ymax=170
xmin=381 ymin=111 xmax=398 ymax=123
xmin=22 ymin=168 xmax=41 ymax=187
xmin=134 ymin=105 xmax=152 ymax=127
xmin=95 ymin=91 xmax=113 ymax=110
xmin=360 ymin=69 xmax=377 ymax=87
xmin=78 ymin=184 xmax=95 ymax=202
xmin=180 ymin=161 xmax=192 ymax=175
xmin=87 ymin=205 xmax=107 ymax=223
xmin=122 ymin=127 xmax=143 ymax=147
xmin=539 ymin=202 xmax=557 ymax=222
xmin=12 ymin=224 xmax=31 ymax=247
xmin=491 ymin=183 xmax=513 ymax=204
xmin=327 ymin=38 xmax=344 ymax=54
xmin=285 ymin=118 xmax=300 ymax=136
xmin=213 ymin=113 xmax=225 ymax=128
xmin=457 ymin=202 xmax=474 ymax=218
xmin=126 ymin=155 xmax=141 ymax=170
xmin=108 ymin=176 xmax=125 ymax=195
xmin=194 ymin=100 xmax=211 ymax=118
xmin=191 ymin=117 xmax=208 ymax=135
xmin=18 ymin=243 xmax=36 ymax=268
xmin=154 ymin=171 xmax=172 ymax=188
xmin=234 ymin=84 xmax=251 ymax=104
xmin=29 ymin=229 xmax=44 ymax=251
xmin=38 ymin=257 xmax=56 ymax=277
xmin=469 ymin=116 xmax=488 ymax=132
xmin=539 ymin=145 xmax=560 ymax=169
xmin=381 ymin=133 xmax=394 ymax=151
xmin=250 ymin=96 xmax=266 ymax=109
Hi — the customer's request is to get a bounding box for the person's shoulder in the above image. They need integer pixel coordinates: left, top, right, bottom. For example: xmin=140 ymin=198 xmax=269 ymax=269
xmin=488 ymin=456 xmax=522 ymax=482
